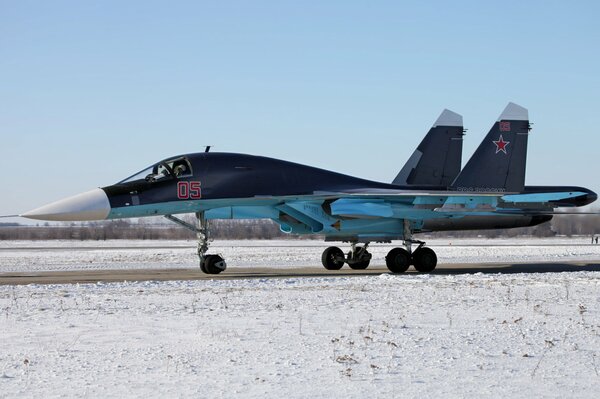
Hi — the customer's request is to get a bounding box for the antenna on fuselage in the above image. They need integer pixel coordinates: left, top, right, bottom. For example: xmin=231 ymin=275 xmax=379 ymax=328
xmin=205 ymin=146 xmax=211 ymax=153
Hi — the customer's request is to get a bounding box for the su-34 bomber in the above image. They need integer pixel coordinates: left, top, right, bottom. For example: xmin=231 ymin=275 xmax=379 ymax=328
xmin=12 ymin=103 xmax=597 ymax=274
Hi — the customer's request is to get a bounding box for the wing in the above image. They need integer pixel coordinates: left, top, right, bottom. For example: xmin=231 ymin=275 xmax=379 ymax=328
xmin=200 ymin=186 xmax=596 ymax=242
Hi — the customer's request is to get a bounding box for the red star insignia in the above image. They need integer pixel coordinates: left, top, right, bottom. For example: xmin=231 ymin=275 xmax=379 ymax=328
xmin=493 ymin=134 xmax=509 ymax=154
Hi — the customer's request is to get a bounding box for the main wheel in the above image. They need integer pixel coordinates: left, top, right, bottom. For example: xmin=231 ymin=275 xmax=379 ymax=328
xmin=348 ymin=259 xmax=370 ymax=270
xmin=385 ymin=248 xmax=411 ymax=273
xmin=412 ymin=247 xmax=437 ymax=273
xmin=321 ymin=247 xmax=345 ymax=270
xmin=347 ymin=246 xmax=371 ymax=270
xmin=203 ymin=254 xmax=226 ymax=274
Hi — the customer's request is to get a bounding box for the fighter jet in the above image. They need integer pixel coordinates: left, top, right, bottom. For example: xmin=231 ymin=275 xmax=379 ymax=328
xmin=19 ymin=103 xmax=597 ymax=274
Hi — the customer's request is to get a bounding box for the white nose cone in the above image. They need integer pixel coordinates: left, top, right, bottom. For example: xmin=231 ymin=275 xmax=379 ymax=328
xmin=22 ymin=188 xmax=111 ymax=221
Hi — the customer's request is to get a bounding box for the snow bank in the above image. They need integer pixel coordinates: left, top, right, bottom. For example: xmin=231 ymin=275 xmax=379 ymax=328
xmin=2 ymin=272 xmax=600 ymax=397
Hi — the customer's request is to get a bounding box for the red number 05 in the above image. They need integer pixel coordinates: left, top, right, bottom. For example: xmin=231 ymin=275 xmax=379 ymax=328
xmin=177 ymin=181 xmax=202 ymax=199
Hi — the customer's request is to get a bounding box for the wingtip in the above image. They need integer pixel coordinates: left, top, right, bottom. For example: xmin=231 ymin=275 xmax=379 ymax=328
xmin=433 ymin=109 xmax=463 ymax=127
xmin=498 ymin=102 xmax=528 ymax=121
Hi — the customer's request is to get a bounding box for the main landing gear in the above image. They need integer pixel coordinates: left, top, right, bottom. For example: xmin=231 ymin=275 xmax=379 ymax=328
xmin=321 ymin=243 xmax=372 ymax=270
xmin=164 ymin=212 xmax=226 ymax=275
xmin=383 ymin=221 xmax=437 ymax=273
xmin=320 ymin=240 xmax=437 ymax=273
xmin=385 ymin=240 xmax=437 ymax=273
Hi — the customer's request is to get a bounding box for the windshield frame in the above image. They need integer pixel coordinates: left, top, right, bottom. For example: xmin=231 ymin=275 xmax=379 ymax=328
xmin=116 ymin=157 xmax=193 ymax=184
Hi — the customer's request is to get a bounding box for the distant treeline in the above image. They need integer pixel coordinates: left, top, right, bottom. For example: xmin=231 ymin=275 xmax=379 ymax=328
xmin=0 ymin=219 xmax=289 ymax=240
xmin=0 ymin=213 xmax=599 ymax=240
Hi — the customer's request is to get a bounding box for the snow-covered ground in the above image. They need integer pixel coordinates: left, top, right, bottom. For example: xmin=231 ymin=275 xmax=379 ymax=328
xmin=2 ymin=272 xmax=600 ymax=397
xmin=2 ymin=238 xmax=600 ymax=397
xmin=1 ymin=237 xmax=600 ymax=273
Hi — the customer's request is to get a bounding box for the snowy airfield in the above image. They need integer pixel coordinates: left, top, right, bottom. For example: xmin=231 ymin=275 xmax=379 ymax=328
xmin=2 ymin=237 xmax=600 ymax=273
xmin=2 ymin=238 xmax=600 ymax=397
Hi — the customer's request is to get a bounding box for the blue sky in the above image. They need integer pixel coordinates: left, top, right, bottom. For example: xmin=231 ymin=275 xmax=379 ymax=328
xmin=1 ymin=1 xmax=599 ymax=220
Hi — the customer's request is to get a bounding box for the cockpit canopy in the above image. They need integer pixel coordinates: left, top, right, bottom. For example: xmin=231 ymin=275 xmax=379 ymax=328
xmin=118 ymin=157 xmax=193 ymax=184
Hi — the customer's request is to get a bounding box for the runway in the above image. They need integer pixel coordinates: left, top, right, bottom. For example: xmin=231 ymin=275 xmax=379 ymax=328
xmin=2 ymin=261 xmax=600 ymax=285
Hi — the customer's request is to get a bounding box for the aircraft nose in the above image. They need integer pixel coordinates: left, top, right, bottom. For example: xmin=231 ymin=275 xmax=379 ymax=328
xmin=21 ymin=188 xmax=111 ymax=221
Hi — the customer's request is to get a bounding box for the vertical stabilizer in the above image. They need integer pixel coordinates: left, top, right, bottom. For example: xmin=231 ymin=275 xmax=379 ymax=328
xmin=393 ymin=109 xmax=464 ymax=186
xmin=451 ymin=102 xmax=530 ymax=193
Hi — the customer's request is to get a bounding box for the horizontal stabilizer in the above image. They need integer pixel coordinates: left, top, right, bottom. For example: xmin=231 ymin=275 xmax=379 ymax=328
xmin=495 ymin=210 xmax=600 ymax=216
xmin=502 ymin=192 xmax=588 ymax=203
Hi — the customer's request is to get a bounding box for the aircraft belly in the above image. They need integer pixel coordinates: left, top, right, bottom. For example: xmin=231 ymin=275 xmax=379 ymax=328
xmin=421 ymin=215 xmax=550 ymax=231
xmin=338 ymin=219 xmax=405 ymax=235
xmin=108 ymin=201 xmax=201 ymax=218
xmin=205 ymin=206 xmax=279 ymax=220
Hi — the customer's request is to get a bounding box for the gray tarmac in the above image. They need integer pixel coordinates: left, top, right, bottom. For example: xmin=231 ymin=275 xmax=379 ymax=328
xmin=2 ymin=261 xmax=600 ymax=286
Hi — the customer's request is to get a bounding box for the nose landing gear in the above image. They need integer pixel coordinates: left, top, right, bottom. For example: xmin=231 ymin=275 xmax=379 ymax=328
xmin=194 ymin=212 xmax=226 ymax=274
xmin=164 ymin=212 xmax=227 ymax=274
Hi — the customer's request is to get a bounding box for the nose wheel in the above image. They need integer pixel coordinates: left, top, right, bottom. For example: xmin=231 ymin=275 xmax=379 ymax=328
xmin=201 ymin=254 xmax=227 ymax=274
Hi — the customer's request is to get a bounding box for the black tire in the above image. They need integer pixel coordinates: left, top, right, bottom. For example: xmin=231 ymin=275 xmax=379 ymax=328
xmin=203 ymin=254 xmax=226 ymax=274
xmin=321 ymin=247 xmax=345 ymax=270
xmin=385 ymin=248 xmax=411 ymax=273
xmin=347 ymin=246 xmax=371 ymax=270
xmin=200 ymin=259 xmax=208 ymax=273
xmin=412 ymin=247 xmax=437 ymax=273
xmin=348 ymin=259 xmax=370 ymax=270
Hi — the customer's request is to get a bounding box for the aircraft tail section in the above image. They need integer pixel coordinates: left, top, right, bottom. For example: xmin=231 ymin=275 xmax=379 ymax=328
xmin=392 ymin=109 xmax=464 ymax=186
xmin=451 ymin=102 xmax=530 ymax=193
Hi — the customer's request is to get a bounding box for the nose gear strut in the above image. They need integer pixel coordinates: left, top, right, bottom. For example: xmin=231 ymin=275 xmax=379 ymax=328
xmin=164 ymin=212 xmax=226 ymax=274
